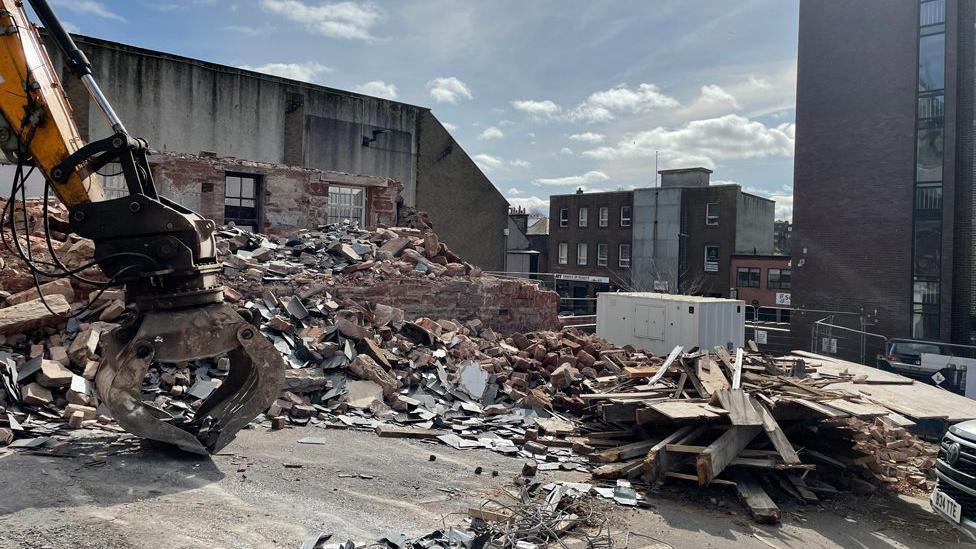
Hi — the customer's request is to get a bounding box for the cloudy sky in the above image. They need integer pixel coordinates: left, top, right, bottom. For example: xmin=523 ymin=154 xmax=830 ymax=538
xmin=46 ymin=0 xmax=798 ymax=220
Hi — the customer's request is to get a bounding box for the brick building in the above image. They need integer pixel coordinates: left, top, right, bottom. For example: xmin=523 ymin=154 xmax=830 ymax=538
xmin=730 ymin=255 xmax=792 ymax=322
xmin=40 ymin=32 xmax=510 ymax=270
xmin=548 ymin=189 xmax=633 ymax=313
xmin=548 ymin=168 xmax=776 ymax=312
xmin=137 ymin=152 xmax=399 ymax=235
xmin=792 ymin=0 xmax=976 ymax=346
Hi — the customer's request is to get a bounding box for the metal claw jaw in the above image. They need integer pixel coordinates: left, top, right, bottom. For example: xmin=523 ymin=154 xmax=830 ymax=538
xmin=94 ymin=302 xmax=284 ymax=455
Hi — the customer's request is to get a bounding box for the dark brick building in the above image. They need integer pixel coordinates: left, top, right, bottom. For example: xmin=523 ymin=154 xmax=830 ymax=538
xmin=792 ymin=0 xmax=976 ymax=347
xmin=548 ymin=190 xmax=633 ymax=312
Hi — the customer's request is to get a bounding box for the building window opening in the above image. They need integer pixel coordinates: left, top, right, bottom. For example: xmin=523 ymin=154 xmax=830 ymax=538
xmin=598 ymin=206 xmax=609 ymax=227
xmin=704 ymin=245 xmax=719 ymax=272
xmin=327 ymin=185 xmax=366 ymax=226
xmin=558 ymin=242 xmax=568 ymax=264
xmin=618 ymin=243 xmax=631 ymax=268
xmin=620 ymin=206 xmax=631 ymax=227
xmin=706 ymin=202 xmax=720 ymax=225
xmin=736 ymin=267 xmax=760 ymax=288
xmin=559 ymin=208 xmax=569 ymax=227
xmin=768 ymin=268 xmax=791 ymax=290
xmin=224 ymin=173 xmax=260 ymax=231
xmin=597 ymin=243 xmax=608 ymax=266
xmin=577 ymin=242 xmax=588 ymax=265
xmin=579 ymin=207 xmax=588 ymax=227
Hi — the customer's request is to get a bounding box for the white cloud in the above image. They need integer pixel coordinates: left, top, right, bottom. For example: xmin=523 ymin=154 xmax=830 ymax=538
xmin=472 ymin=153 xmax=503 ymax=172
xmin=507 ymin=187 xmax=522 ymax=195
xmin=427 ymin=77 xmax=473 ymax=103
xmin=353 ymin=80 xmax=398 ymax=100
xmin=223 ymin=24 xmax=275 ymax=36
xmin=51 ymin=0 xmax=124 ymax=21
xmin=259 ymin=0 xmax=382 ymax=41
xmin=570 ymin=83 xmax=678 ymax=123
xmin=559 ymin=147 xmax=574 ymax=156
xmin=535 ymin=170 xmax=611 ymax=187
xmin=698 ymin=84 xmax=740 ymax=109
xmin=478 ymin=126 xmax=504 ymax=140
xmin=511 ymin=99 xmax=562 ymax=119
xmin=744 ymin=186 xmax=794 ymax=221
xmin=442 ymin=122 xmax=458 ymax=132
xmin=507 ymin=196 xmax=550 ymax=216
xmin=62 ymin=21 xmax=81 ymax=33
xmin=569 ymin=132 xmax=605 ymax=144
xmin=509 ymin=158 xmax=531 ymax=168
xmin=582 ymin=115 xmax=794 ymax=167
xmin=498 ymin=119 xmax=516 ymax=127
xmin=239 ymin=62 xmax=334 ymax=83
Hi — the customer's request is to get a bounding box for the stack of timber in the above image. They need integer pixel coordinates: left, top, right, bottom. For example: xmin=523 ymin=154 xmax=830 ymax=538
xmin=568 ymin=343 xmax=938 ymax=524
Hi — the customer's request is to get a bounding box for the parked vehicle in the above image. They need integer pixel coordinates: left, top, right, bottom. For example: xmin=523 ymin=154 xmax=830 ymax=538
xmin=876 ymin=339 xmax=970 ymax=395
xmin=932 ymin=420 xmax=976 ymax=541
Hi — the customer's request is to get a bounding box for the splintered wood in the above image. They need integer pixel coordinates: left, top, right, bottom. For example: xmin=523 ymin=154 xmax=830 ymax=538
xmin=570 ymin=342 xmax=934 ymax=525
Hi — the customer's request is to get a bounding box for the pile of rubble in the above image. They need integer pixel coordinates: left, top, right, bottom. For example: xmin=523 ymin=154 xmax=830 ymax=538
xmin=0 ymin=204 xmax=944 ymax=526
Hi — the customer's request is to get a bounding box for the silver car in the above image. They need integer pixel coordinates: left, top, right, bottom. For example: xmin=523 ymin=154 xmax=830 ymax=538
xmin=933 ymin=420 xmax=976 ymax=541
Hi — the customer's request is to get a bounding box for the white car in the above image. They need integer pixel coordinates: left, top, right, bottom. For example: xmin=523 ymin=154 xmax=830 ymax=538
xmin=932 ymin=420 xmax=976 ymax=541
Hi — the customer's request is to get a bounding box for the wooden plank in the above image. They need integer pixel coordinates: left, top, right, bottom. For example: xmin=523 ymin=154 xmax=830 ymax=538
xmin=647 ymin=401 xmax=724 ymax=421
xmin=646 ymin=345 xmax=684 ymax=385
xmin=820 ymin=398 xmax=890 ymax=418
xmin=671 ymin=371 xmax=689 ymax=399
xmin=468 ymin=507 xmax=513 ymax=523
xmin=714 ymin=346 xmax=734 ymax=372
xmin=592 ymin=457 xmax=643 ymax=479
xmin=374 ymin=425 xmax=444 ymax=439
xmin=665 ymin=444 xmax=706 ymax=454
xmin=696 ymin=425 xmax=762 ymax=486
xmin=713 ymin=389 xmax=763 ymax=426
xmin=696 ymin=357 xmax=729 ymax=397
xmin=600 ymin=401 xmax=640 ymax=423
xmin=734 ymin=472 xmax=781 ymax=524
xmin=749 ymin=397 xmax=801 ymax=465
xmin=624 ymin=366 xmax=659 ymax=379
xmin=677 ymin=359 xmax=707 ymax=397
xmin=642 ymin=425 xmax=697 ymax=482
xmin=785 ymin=397 xmax=850 ymax=418
xmin=594 ymin=439 xmax=658 ymax=463
xmin=732 ymin=348 xmax=744 ymax=389
xmin=665 ymin=471 xmax=736 ymax=487
xmin=581 ymin=391 xmax=663 ymax=400
xmin=787 ymin=474 xmax=820 ymax=504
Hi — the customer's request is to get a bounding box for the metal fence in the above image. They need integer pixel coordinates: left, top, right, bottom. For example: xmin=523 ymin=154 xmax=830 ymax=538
xmin=810 ymin=316 xmax=889 ymax=366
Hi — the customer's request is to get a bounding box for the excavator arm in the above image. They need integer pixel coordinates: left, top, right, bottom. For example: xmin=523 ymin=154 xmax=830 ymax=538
xmin=0 ymin=0 xmax=284 ymax=454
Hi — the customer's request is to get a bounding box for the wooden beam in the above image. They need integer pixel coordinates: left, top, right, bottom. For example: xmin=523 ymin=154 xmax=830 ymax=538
xmin=696 ymin=425 xmax=762 ymax=486
xmin=593 ymin=438 xmax=658 ymax=463
xmin=665 ymin=471 xmax=736 ymax=487
xmin=734 ymin=472 xmax=781 ymax=524
xmin=665 ymin=444 xmax=706 ymax=454
xmin=713 ymin=389 xmax=763 ymax=426
xmin=750 ymin=398 xmax=801 ymax=464
xmin=732 ymin=348 xmax=744 ymax=389
xmin=646 ymin=345 xmax=684 ymax=385
xmin=592 ymin=457 xmax=643 ymax=479
xmin=642 ymin=425 xmax=697 ymax=483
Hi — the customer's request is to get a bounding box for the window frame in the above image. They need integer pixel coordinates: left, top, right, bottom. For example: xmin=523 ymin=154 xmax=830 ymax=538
xmin=618 ymin=243 xmax=631 ymax=268
xmin=597 ymin=243 xmax=608 ymax=266
xmin=706 ymin=202 xmax=720 ymax=226
xmin=559 ymin=208 xmax=569 ymax=227
xmin=577 ymin=242 xmax=588 ymax=265
xmin=326 ymin=184 xmax=367 ymax=226
xmin=578 ymin=207 xmax=588 ymax=228
xmin=736 ymin=267 xmax=761 ymax=288
xmin=224 ymin=172 xmax=261 ymax=230
xmin=557 ymin=242 xmax=568 ymax=265
xmin=598 ymin=206 xmax=609 ymax=228
xmin=767 ymin=268 xmax=792 ymax=290
xmin=620 ymin=206 xmax=632 ymax=227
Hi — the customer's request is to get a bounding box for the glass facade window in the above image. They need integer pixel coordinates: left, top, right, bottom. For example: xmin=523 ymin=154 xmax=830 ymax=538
xmin=916 ymin=126 xmax=944 ymax=182
xmin=911 ymin=0 xmax=945 ymax=340
xmin=918 ymin=33 xmax=946 ymax=92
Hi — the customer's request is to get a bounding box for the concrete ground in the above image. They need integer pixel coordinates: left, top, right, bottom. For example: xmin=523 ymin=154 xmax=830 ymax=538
xmin=0 ymin=426 xmax=972 ymax=549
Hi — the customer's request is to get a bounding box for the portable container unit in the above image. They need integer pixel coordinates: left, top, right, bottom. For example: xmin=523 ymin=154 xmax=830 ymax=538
xmin=596 ymin=292 xmax=745 ymax=356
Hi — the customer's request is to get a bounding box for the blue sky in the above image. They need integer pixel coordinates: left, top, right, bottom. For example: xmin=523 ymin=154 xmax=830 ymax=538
xmin=46 ymin=0 xmax=799 ymax=220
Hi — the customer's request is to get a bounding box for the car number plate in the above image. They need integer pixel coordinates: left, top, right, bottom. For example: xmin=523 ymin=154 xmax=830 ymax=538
xmin=932 ymin=488 xmax=962 ymax=524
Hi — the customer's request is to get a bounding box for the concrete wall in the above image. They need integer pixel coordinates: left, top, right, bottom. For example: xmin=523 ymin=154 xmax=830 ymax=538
xmin=416 ymin=112 xmax=508 ymax=270
xmin=734 ymin=194 xmax=775 ymax=254
xmin=40 ymin=33 xmax=510 ymax=270
xmin=632 ymin=188 xmax=682 ymax=292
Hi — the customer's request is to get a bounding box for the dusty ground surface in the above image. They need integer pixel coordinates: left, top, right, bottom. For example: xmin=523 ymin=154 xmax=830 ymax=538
xmin=0 ymin=426 xmax=972 ymax=549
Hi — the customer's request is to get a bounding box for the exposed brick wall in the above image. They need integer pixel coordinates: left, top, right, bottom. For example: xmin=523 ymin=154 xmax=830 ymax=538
xmin=148 ymin=152 xmax=399 ymax=235
xmin=330 ymin=277 xmax=560 ymax=334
